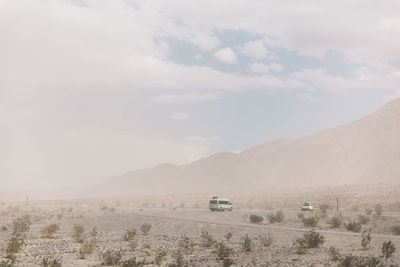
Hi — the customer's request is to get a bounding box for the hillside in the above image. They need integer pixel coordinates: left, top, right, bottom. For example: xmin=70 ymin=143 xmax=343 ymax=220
xmin=93 ymin=98 xmax=400 ymax=196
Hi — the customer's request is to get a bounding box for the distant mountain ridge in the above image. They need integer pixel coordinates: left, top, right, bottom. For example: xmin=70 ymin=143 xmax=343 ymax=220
xmin=92 ymin=98 xmax=400 ymax=196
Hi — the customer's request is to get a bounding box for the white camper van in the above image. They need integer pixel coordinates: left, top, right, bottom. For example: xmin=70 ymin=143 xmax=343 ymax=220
xmin=209 ymin=197 xmax=233 ymax=211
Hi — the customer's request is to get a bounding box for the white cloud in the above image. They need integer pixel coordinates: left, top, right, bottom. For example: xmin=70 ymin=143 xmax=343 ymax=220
xmin=240 ymin=40 xmax=268 ymax=59
xmin=171 ymin=112 xmax=189 ymax=120
xmin=250 ymin=63 xmax=284 ymax=73
xmin=214 ymin=47 xmax=238 ymax=64
xmin=153 ymin=93 xmax=218 ymax=103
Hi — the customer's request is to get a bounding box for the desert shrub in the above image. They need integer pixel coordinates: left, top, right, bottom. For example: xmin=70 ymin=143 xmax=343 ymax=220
xmin=258 ymin=233 xmax=273 ymax=247
xmin=123 ymin=228 xmax=137 ymax=241
xmin=249 ymin=214 xmax=263 ymax=224
xmin=72 ymin=224 xmax=85 ymax=243
xmin=391 ymin=225 xmax=400 ymax=235
xmin=339 ymin=255 xmax=383 ymax=267
xmin=224 ymin=232 xmax=233 ymax=241
xmin=41 ymin=224 xmax=60 ymax=238
xmin=365 ymin=208 xmax=372 ymax=215
xmin=154 ymin=249 xmax=167 ymax=265
xmin=223 ymin=258 xmax=234 ymax=267
xmin=143 ymin=243 xmax=151 ymax=249
xmin=41 ymin=257 xmax=62 ymax=267
xmin=0 ymin=260 xmax=14 ymax=267
xmin=381 ymin=241 xmax=396 ymax=259
xmin=215 ymin=242 xmax=233 ymax=260
xmin=56 ymin=213 xmax=63 ymax=220
xmin=140 ymin=223 xmax=151 ymax=235
xmin=328 ymin=246 xmax=341 ymax=261
xmin=297 ymin=212 xmax=305 ymax=220
xmin=361 ymin=229 xmax=371 ymax=249
xmin=1 ymin=226 xmax=7 ymax=232
xmin=329 ymin=215 xmax=342 ymax=228
xmin=173 ymin=250 xmax=184 ymax=267
xmin=240 ymin=234 xmax=253 ymax=252
xmin=344 ymin=221 xmax=361 ymax=232
xmin=375 ymin=204 xmax=383 ymax=217
xmin=102 ymin=249 xmax=122 ymax=265
xmin=178 ymin=234 xmax=192 ymax=252
xmin=121 ymin=257 xmax=145 ymax=267
xmin=295 ymin=230 xmax=325 ymax=249
xmin=6 ymin=237 xmax=24 ymax=258
xmin=12 ymin=215 xmax=31 ymax=236
xmin=267 ymin=211 xmax=284 ymax=223
xmin=358 ymin=215 xmax=370 ymax=225
xmin=200 ymin=230 xmax=215 ymax=247
xmin=303 ymin=216 xmax=319 ymax=227
xmin=79 ymin=238 xmax=96 ymax=258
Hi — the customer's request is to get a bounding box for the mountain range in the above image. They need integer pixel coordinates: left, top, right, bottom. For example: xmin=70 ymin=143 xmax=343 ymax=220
xmin=93 ymin=97 xmax=400 ymax=196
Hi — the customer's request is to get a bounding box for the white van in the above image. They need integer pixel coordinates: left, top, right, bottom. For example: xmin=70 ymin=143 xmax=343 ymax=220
xmin=209 ymin=197 xmax=233 ymax=211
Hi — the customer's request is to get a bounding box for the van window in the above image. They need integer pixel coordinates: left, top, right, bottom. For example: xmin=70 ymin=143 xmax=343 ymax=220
xmin=209 ymin=200 xmax=217 ymax=204
xmin=219 ymin=201 xmax=229 ymax=205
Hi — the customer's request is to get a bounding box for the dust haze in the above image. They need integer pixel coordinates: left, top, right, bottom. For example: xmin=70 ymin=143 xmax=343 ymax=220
xmin=2 ymin=1 xmax=400 ymax=266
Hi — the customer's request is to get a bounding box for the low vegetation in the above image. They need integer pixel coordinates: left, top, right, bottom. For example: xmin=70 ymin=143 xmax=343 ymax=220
xmin=41 ymin=257 xmax=62 ymax=267
xmin=329 ymin=215 xmax=342 ymax=228
xmin=249 ymin=214 xmax=263 ymax=224
xmin=381 ymin=240 xmax=396 ymax=259
xmin=294 ymin=230 xmax=325 ymax=254
xmin=302 ymin=216 xmax=319 ymax=227
xmin=102 ymin=249 xmax=122 ymax=265
xmin=240 ymin=234 xmax=253 ymax=252
xmin=344 ymin=221 xmax=362 ymax=232
xmin=267 ymin=211 xmax=284 ymax=223
xmin=140 ymin=223 xmax=151 ymax=235
xmin=41 ymin=224 xmax=60 ymax=238
xmin=123 ymin=228 xmax=137 ymax=241
xmin=361 ymin=229 xmax=371 ymax=250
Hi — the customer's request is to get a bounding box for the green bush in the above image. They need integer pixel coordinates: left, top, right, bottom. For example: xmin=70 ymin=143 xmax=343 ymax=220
xmin=344 ymin=221 xmax=361 ymax=232
xmin=249 ymin=214 xmax=264 ymax=224
xmin=338 ymin=255 xmax=383 ymax=267
xmin=41 ymin=257 xmax=62 ymax=267
xmin=120 ymin=257 xmax=145 ymax=267
xmin=391 ymin=225 xmax=400 ymax=235
xmin=102 ymin=249 xmax=122 ymax=265
xmin=154 ymin=249 xmax=167 ymax=265
xmin=328 ymin=246 xmax=341 ymax=261
xmin=240 ymin=234 xmax=252 ymax=252
xmin=361 ymin=229 xmax=371 ymax=249
xmin=123 ymin=228 xmax=137 ymax=241
xmin=178 ymin=234 xmax=192 ymax=252
xmin=200 ymin=230 xmax=215 ymax=247
xmin=12 ymin=215 xmax=31 ymax=236
xmin=223 ymin=258 xmax=234 ymax=267
xmin=329 ymin=215 xmax=342 ymax=228
xmin=224 ymin=232 xmax=233 ymax=241
xmin=258 ymin=233 xmax=273 ymax=247
xmin=6 ymin=237 xmax=24 ymax=259
xmin=0 ymin=259 xmax=14 ymax=267
xmin=295 ymin=230 xmax=325 ymax=249
xmin=140 ymin=223 xmax=151 ymax=235
xmin=381 ymin=241 xmax=395 ymax=259
xmin=173 ymin=250 xmax=184 ymax=267
xmin=303 ymin=216 xmax=319 ymax=227
xmin=41 ymin=224 xmax=60 ymax=238
xmin=215 ymin=242 xmax=233 ymax=260
xmin=267 ymin=211 xmax=284 ymax=223
xmin=72 ymin=224 xmax=85 ymax=243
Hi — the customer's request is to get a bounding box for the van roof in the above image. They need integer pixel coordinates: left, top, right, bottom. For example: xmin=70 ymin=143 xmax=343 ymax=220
xmin=211 ymin=197 xmax=230 ymax=201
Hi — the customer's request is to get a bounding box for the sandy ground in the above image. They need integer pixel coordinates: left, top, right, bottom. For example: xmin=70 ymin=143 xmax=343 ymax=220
xmin=1 ymin=184 xmax=400 ymax=266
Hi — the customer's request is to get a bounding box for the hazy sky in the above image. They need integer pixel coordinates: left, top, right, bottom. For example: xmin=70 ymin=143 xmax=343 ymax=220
xmin=1 ymin=0 xmax=400 ymax=192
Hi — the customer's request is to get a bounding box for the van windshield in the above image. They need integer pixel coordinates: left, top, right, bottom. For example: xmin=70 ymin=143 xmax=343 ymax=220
xmin=209 ymin=200 xmax=217 ymax=204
